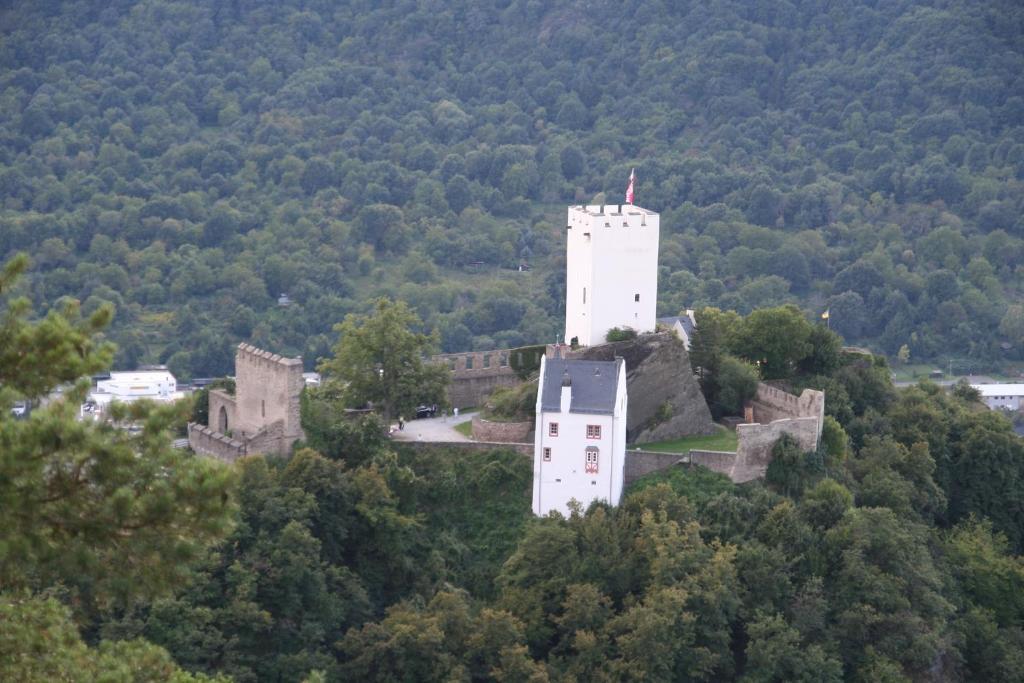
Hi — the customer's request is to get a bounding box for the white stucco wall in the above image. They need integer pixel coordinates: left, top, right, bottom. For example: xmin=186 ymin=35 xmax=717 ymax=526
xmin=565 ymin=205 xmax=660 ymax=347
xmin=971 ymin=384 xmax=1024 ymax=412
xmin=532 ymin=357 xmax=627 ymax=517
xmin=95 ymin=371 xmax=177 ymax=400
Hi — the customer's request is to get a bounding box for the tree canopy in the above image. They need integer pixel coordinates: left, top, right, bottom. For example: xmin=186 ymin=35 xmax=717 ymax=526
xmin=0 ymin=253 xmax=236 ymax=677
xmin=318 ymin=297 xmax=449 ymax=421
xmin=1 ymin=0 xmax=1023 ymax=376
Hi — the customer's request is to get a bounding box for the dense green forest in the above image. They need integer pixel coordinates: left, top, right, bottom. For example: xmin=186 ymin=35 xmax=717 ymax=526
xmin=2 ymin=0 xmax=1023 ymax=377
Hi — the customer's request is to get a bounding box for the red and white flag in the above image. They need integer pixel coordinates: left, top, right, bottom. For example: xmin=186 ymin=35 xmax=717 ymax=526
xmin=625 ymin=168 xmax=636 ymax=204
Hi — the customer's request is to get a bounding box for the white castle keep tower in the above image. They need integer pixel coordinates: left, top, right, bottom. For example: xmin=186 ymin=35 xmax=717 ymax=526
xmin=564 ymin=204 xmax=660 ymax=347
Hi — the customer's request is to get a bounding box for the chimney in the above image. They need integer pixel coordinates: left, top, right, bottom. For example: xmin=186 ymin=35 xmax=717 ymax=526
xmin=560 ymin=369 xmax=572 ymax=413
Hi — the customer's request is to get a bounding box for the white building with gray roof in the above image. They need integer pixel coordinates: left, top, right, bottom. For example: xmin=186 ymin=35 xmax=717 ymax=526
xmin=533 ymin=355 xmax=628 ymax=516
xmin=658 ymin=310 xmax=697 ymax=350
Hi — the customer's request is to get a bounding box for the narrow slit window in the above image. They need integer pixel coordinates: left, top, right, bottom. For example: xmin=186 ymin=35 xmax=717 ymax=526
xmin=634 ymin=293 xmax=640 ymax=302
xmin=583 ymin=287 xmax=586 ymax=304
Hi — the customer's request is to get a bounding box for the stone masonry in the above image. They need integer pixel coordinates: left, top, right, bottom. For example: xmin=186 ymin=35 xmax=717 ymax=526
xmin=471 ymin=416 xmax=534 ymax=443
xmin=189 ymin=343 xmax=305 ymax=461
xmin=730 ymin=382 xmax=825 ymax=482
xmin=431 ymin=349 xmax=520 ymax=409
xmin=748 ymin=383 xmax=825 ymax=442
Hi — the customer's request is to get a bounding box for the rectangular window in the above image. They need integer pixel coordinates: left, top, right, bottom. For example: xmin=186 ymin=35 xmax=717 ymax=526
xmin=483 ymin=354 xmax=491 ymax=369
xmin=543 ymin=447 xmax=551 ymax=462
xmin=549 ymin=422 xmax=559 ymax=437
xmin=586 ymin=424 xmax=601 ymax=439
xmin=634 ymin=293 xmax=640 ymax=302
xmin=465 ymin=355 xmax=474 ymax=369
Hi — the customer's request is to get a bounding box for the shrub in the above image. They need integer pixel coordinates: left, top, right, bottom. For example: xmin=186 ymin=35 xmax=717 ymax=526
xmin=509 ymin=344 xmax=546 ymax=380
xmin=605 ymin=327 xmax=638 ymax=342
xmin=482 ymin=379 xmax=538 ymax=421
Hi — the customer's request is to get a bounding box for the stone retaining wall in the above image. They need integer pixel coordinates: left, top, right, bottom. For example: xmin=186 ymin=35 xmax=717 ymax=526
xmin=623 ymin=448 xmax=738 ymax=485
xmin=688 ymin=449 xmax=739 ymax=476
xmin=471 ymin=416 xmax=534 ymax=443
xmin=395 ymin=440 xmax=533 ymax=457
xmin=622 ymin=449 xmax=688 ymax=484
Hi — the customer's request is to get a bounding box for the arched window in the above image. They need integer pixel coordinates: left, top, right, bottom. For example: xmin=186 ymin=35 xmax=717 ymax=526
xmin=218 ymin=405 xmax=229 ymax=433
xmin=585 ymin=446 xmax=599 ymax=474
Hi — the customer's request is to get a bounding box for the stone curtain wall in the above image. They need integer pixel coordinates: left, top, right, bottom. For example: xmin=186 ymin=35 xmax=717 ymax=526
xmin=245 ymin=421 xmax=291 ymax=458
xmin=733 ymin=416 xmax=820 ymax=483
xmin=208 ymin=389 xmax=236 ymax=434
xmin=188 ymin=423 xmax=246 ymax=463
xmin=688 ymin=450 xmax=740 ymax=476
xmin=430 ymin=349 xmax=520 ymax=409
xmin=750 ymin=383 xmax=825 ymax=441
xmin=471 ymin=416 xmax=534 ymax=443
xmin=623 ymin=450 xmax=688 ymax=484
xmin=623 ymin=449 xmax=738 ymax=486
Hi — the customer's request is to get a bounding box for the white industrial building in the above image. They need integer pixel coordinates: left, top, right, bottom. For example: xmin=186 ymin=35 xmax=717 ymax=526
xmin=85 ymin=369 xmax=185 ymax=418
xmin=564 ymin=204 xmax=660 ymax=347
xmin=532 ymin=355 xmax=627 ymax=517
xmin=971 ymin=384 xmax=1024 ymax=412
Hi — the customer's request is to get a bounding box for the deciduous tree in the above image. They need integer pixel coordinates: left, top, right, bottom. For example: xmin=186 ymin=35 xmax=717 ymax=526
xmin=319 ymin=298 xmax=449 ymax=422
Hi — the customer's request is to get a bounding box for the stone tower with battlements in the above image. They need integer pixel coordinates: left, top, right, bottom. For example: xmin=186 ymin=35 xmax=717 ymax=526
xmin=564 ymin=204 xmax=660 ymax=347
xmin=190 ymin=343 xmax=305 ymax=461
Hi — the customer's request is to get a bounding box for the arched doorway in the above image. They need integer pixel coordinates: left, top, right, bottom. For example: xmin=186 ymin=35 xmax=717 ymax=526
xmin=219 ymin=405 xmax=229 ymax=433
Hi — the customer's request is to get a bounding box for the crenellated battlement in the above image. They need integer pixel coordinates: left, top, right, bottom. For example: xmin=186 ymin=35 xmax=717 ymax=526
xmin=237 ymin=343 xmax=303 ymax=369
xmin=568 ymin=204 xmax=656 ymax=231
xmin=565 ymin=203 xmax=660 ymax=347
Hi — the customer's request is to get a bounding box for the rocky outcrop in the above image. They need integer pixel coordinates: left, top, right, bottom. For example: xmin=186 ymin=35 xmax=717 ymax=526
xmin=571 ymin=333 xmax=715 ymax=443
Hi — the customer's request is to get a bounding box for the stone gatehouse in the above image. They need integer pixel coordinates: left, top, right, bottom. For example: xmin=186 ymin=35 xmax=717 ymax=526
xmin=188 ymin=343 xmax=305 ymax=461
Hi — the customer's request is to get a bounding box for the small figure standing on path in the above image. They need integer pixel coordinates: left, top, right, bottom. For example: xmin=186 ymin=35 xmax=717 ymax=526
xmin=454 ymin=407 xmax=459 ymax=418
xmin=398 ymin=416 xmax=405 ymax=431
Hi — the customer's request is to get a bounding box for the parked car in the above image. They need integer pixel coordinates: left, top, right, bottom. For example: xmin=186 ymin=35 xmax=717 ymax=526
xmin=414 ymin=404 xmax=438 ymax=419
xmin=10 ymin=401 xmax=28 ymax=418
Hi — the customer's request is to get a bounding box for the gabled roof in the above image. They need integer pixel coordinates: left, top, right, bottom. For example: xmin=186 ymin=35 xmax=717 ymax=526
xmin=541 ymin=358 xmax=624 ymax=415
xmin=658 ymin=315 xmax=695 ymax=336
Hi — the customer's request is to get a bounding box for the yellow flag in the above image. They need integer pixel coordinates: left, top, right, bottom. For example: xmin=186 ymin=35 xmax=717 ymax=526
xmin=821 ymin=310 xmax=830 ymax=320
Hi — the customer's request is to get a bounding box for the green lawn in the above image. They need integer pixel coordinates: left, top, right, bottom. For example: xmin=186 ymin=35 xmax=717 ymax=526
xmin=638 ymin=425 xmax=738 ymax=453
xmin=454 ymin=420 xmax=473 ymax=438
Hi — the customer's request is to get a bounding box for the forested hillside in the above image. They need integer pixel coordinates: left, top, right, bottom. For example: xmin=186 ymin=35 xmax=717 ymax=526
xmin=7 ymin=251 xmax=1024 ymax=681
xmin=1 ymin=0 xmax=1023 ymax=376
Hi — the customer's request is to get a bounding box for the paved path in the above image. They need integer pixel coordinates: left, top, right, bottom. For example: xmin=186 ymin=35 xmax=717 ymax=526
xmin=390 ymin=411 xmax=478 ymax=443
